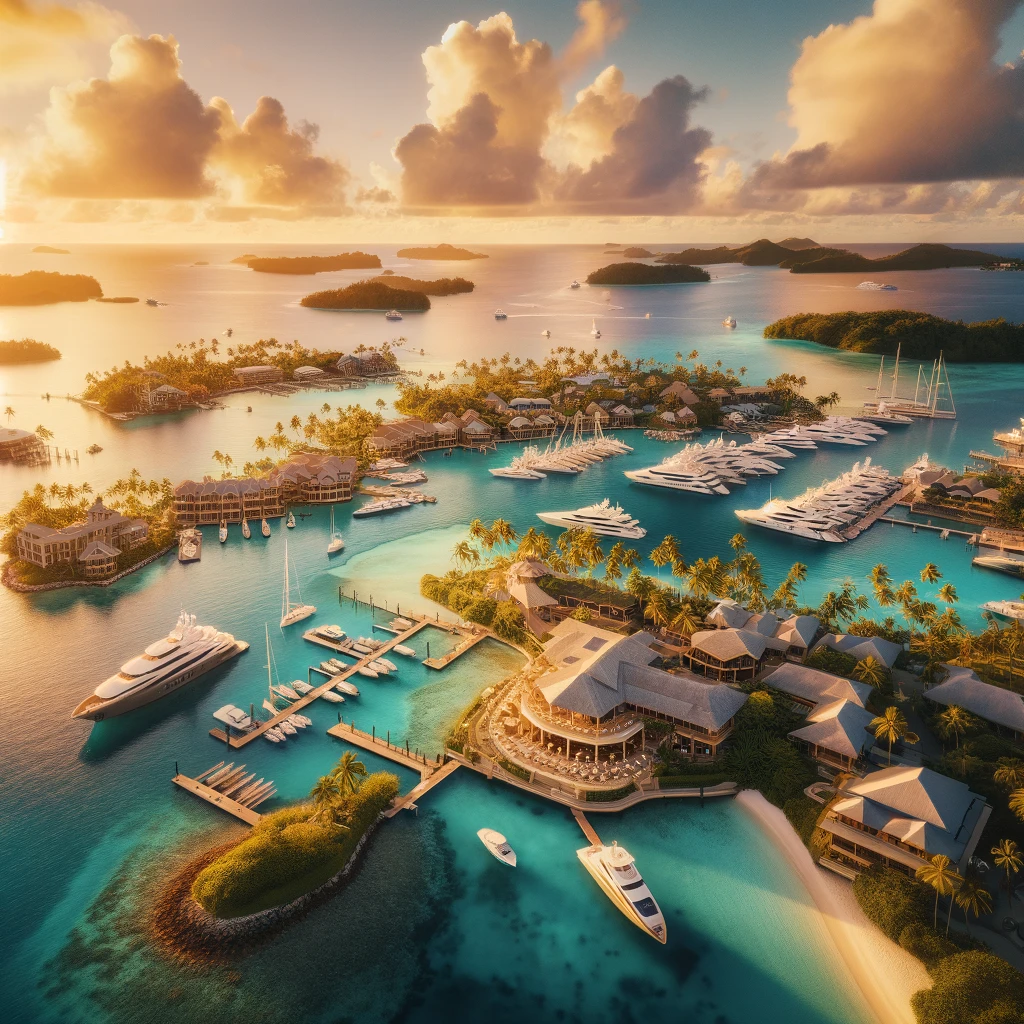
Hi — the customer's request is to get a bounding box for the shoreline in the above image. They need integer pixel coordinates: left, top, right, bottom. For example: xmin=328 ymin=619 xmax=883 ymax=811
xmin=736 ymin=790 xmax=928 ymax=1024
xmin=1 ymin=544 xmax=175 ymax=593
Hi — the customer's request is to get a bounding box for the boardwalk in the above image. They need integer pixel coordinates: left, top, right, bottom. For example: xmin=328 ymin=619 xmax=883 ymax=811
xmin=840 ymin=484 xmax=912 ymax=540
xmin=172 ymin=770 xmax=265 ymax=825
xmin=385 ymin=760 xmax=462 ymax=817
xmin=326 ymin=720 xmax=442 ymax=777
xmin=572 ymin=809 xmax=602 ymax=845
xmin=877 ymin=517 xmax=978 ymax=540
xmin=209 ymin=618 xmax=432 ymax=749
xmin=422 ymin=629 xmax=490 ymax=669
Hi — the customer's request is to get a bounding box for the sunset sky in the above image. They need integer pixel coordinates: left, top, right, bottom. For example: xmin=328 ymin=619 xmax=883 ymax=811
xmin=4 ymin=0 xmax=1024 ymax=242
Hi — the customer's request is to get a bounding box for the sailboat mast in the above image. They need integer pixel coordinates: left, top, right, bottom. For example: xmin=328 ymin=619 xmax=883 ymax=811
xmin=875 ymin=356 xmax=884 ymax=394
xmin=265 ymin=624 xmax=272 ymax=690
xmin=282 ymin=537 xmax=290 ymax=617
xmin=890 ymin=344 xmax=901 ymax=399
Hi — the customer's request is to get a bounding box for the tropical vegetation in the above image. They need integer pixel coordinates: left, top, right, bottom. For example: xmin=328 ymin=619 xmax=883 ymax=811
xmin=243 ymin=252 xmax=381 ymax=274
xmin=0 ymin=339 xmax=61 ymax=363
xmin=0 ymin=271 xmax=102 ymax=305
xmin=300 ymin=280 xmax=431 ymax=311
xmin=585 ymin=262 xmax=711 ymax=285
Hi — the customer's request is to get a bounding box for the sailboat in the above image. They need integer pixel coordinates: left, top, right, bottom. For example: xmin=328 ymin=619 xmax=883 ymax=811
xmin=327 ymin=505 xmax=345 ymax=554
xmin=280 ymin=537 xmax=316 ymax=628
xmin=261 ymin=626 xmax=287 ymax=741
xmin=591 ymin=318 xmax=601 ymax=338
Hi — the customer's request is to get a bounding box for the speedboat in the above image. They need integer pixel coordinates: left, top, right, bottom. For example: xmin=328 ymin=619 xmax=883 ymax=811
xmin=219 ymin=521 xmax=228 ymax=543
xmin=241 ymin=518 xmax=251 ymax=539
xmin=261 ymin=518 xmax=271 ymax=537
xmin=279 ymin=537 xmax=316 ymax=628
xmin=973 ymin=555 xmax=1024 ymax=579
xmin=577 ymin=842 xmax=666 ymax=943
xmin=286 ymin=512 xmax=296 ymax=529
xmin=320 ymin=661 xmax=341 ymax=675
xmin=478 ymin=829 xmax=517 ymax=866
xmin=570 ymin=280 xmax=580 ymax=289
xmin=315 ymin=624 xmax=346 ymax=641
xmin=352 ymin=498 xmax=412 ymax=517
xmin=722 ymin=316 xmax=737 ymax=328
xmin=494 ymin=309 xmax=508 ymax=320
xmin=393 ymin=644 xmax=416 ymax=657
xmin=278 ymin=719 xmax=297 ymax=736
xmin=385 ymin=309 xmax=403 ymax=321
xmin=286 ymin=714 xmax=309 ymax=729
xmin=327 ymin=505 xmax=345 ymax=554
xmin=541 ymin=329 xmax=551 ymax=338
xmin=537 ymin=499 xmax=645 ymax=538
xmin=264 ymin=730 xmax=282 ymax=743
xmin=292 ymin=679 xmax=313 ymax=695
xmin=591 ymin=319 xmax=601 ymax=338
xmin=982 ymin=600 xmax=1024 ymax=622
xmin=72 ymin=613 xmax=247 ymax=721
xmin=375 ymin=657 xmax=398 ymax=672
xmin=369 ymin=659 xmax=391 ymax=674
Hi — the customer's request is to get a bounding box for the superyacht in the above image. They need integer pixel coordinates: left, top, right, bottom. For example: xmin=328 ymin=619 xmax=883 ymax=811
xmin=625 ymin=458 xmax=730 ymax=495
xmin=72 ymin=612 xmax=248 ymax=720
xmin=577 ymin=841 xmax=667 ymax=943
xmin=536 ymin=499 xmax=646 ymax=538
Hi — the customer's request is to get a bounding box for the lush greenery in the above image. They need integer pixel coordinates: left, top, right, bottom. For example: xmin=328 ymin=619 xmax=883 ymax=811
xmin=620 ymin=247 xmax=654 ymax=257
xmin=789 ymin=243 xmax=999 ymax=274
xmin=804 ymin=645 xmax=859 ymax=677
xmin=764 ymin=310 xmax=1024 ymax=362
xmin=82 ymin=336 xmax=354 ymax=411
xmin=395 ymin=244 xmax=487 ymax=260
xmin=191 ymin=763 xmax=398 ymax=918
xmin=782 ymin=794 xmax=823 ymax=845
xmin=912 ymin=951 xmax=1024 ymax=1024
xmin=0 ymin=339 xmax=61 ymax=364
xmin=0 ymin=271 xmax=102 ymax=305
xmin=301 ymin=280 xmax=431 ymax=311
xmin=853 ymin=866 xmax=934 ymax=942
xmin=373 ymin=274 xmax=474 ymax=295
xmin=497 ymin=757 xmax=531 ymax=781
xmin=243 ymin=252 xmax=381 ymax=274
xmin=585 ymin=781 xmax=637 ymax=801
xmin=586 ymin=262 xmax=710 ymax=285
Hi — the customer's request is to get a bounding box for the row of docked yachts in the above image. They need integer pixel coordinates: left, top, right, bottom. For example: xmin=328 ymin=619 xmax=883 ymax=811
xmin=624 ymin=417 xmax=892 ymax=496
xmin=490 ymin=434 xmax=632 ymax=480
xmin=734 ymin=458 xmax=903 ymax=542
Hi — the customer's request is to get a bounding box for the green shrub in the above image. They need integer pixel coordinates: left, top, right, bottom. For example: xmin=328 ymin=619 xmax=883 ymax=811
xmin=497 ymin=757 xmax=530 ymax=782
xmin=462 ymin=597 xmax=497 ymax=627
xmin=898 ymin=923 xmax=959 ymax=969
xmin=783 ymin=795 xmax=822 ymax=846
xmin=912 ymin=951 xmax=1024 ymax=1024
xmin=852 ymin=866 xmax=932 ymax=941
xmin=805 ymin=646 xmax=859 ymax=677
xmin=586 ymin=782 xmax=636 ymax=802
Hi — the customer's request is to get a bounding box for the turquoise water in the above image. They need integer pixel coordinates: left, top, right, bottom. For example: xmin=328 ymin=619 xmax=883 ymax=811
xmin=3 ymin=242 xmax=1024 ymax=1023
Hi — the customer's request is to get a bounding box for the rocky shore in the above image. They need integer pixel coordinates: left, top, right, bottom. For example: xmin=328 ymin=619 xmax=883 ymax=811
xmin=2 ymin=545 xmax=175 ymax=593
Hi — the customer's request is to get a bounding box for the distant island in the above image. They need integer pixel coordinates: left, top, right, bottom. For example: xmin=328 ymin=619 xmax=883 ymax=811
xmin=301 ymin=279 xmax=431 ymax=311
xmin=764 ymin=310 xmax=1024 ymax=362
xmin=192 ymin=261 xmax=209 ymax=266
xmin=788 ymin=243 xmax=1001 ymax=274
xmin=776 ymin=237 xmax=820 ymax=250
xmin=0 ymin=271 xmax=102 ymax=305
xmin=371 ymin=274 xmax=473 ymax=295
xmin=586 ymin=263 xmax=710 ymax=285
xmin=0 ymin=339 xmax=61 ymax=364
xmin=230 ymin=253 xmax=258 ymax=264
xmin=396 ymin=244 xmax=487 ymax=260
xmin=32 ymin=245 xmax=70 ymax=255
xmin=243 ymin=253 xmax=382 ymax=274
xmin=657 ymin=238 xmax=843 ymax=268
xmin=621 ymin=247 xmax=654 ymax=258
xmin=96 ymin=296 xmax=139 ymax=303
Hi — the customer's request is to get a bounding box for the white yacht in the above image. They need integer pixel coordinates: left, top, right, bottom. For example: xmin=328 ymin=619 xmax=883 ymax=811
xmin=722 ymin=316 xmax=737 ymax=328
xmin=577 ymin=842 xmax=666 ymax=943
xmin=857 ymin=401 xmax=914 ymax=426
xmin=981 ymin=600 xmax=1024 ymax=622
xmin=734 ymin=502 xmax=847 ymax=543
xmin=320 ymin=661 xmax=341 ymax=675
xmin=320 ymin=689 xmax=345 ymax=703
xmin=385 ymin=309 xmax=403 ymax=321
xmin=356 ymin=665 xmax=379 ymax=679
xmin=625 ymin=460 xmax=730 ymax=495
xmin=335 ymin=679 xmax=360 ymax=697
xmin=494 ymin=309 xmax=508 ymax=320
xmin=352 ymin=497 xmax=412 ymax=517
xmin=213 ymin=704 xmax=252 ymax=732
xmin=241 ymin=518 xmax=251 ymax=539
xmin=536 ymin=499 xmax=646 ymax=539
xmin=393 ymin=644 xmax=416 ymax=657
xmin=751 ymin=428 xmax=818 ymax=450
xmin=591 ymin=319 xmax=601 ymax=338
xmin=280 ymin=537 xmax=316 ymax=628
xmin=541 ymin=329 xmax=551 ymax=338
xmin=327 ymin=505 xmax=345 ymax=554
xmin=261 ymin=518 xmax=271 ymax=537
xmin=72 ymin=612 xmax=248 ymax=720
xmin=490 ymin=463 xmax=546 ymax=480
xmin=286 ymin=512 xmax=296 ymax=529
xmin=219 ymin=521 xmax=228 ymax=543
xmin=478 ymin=829 xmax=517 ymax=866
xmin=973 ymin=554 xmax=1024 ymax=579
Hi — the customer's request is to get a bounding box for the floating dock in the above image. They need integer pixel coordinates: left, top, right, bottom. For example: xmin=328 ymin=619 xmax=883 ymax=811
xmin=839 ymin=483 xmax=912 ymax=540
xmin=572 ymin=809 xmax=602 ymax=845
xmin=172 ymin=761 xmax=275 ymax=825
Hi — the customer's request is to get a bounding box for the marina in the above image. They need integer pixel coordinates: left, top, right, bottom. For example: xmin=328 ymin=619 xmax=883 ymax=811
xmin=171 ymin=761 xmax=276 ymax=825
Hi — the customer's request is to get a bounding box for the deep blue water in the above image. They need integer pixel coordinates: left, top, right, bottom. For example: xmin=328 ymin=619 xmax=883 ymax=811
xmin=2 ymin=242 xmax=1024 ymax=1023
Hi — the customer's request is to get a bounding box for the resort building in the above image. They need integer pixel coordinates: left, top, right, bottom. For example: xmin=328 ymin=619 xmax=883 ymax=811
xmin=509 ymin=397 xmax=552 ymax=412
xmin=0 ymin=426 xmax=48 ymax=464
xmin=335 ymin=351 xmax=396 ymax=377
xmin=819 ymin=766 xmax=991 ymax=877
xmin=811 ymin=633 xmax=903 ymax=670
xmin=368 ymin=412 xmax=496 ymax=457
xmin=232 ymin=365 xmax=284 ymax=387
xmin=147 ymin=384 xmax=189 ymax=410
xmin=78 ymin=540 xmax=121 ymax=577
xmin=924 ymin=666 xmax=1024 ymax=740
xmin=484 ymin=392 xmax=509 ymax=413
xmin=660 ymin=381 xmax=700 ymax=407
xmin=762 ymin=663 xmax=872 ymax=710
xmin=293 ymin=365 xmax=325 ymax=380
xmin=16 ymin=499 xmax=148 ymax=570
xmin=705 ymin=599 xmax=821 ymax=660
xmin=685 ymin=628 xmax=771 ymax=681
xmin=515 ymin=620 xmax=748 ymax=762
xmin=270 ymin=453 xmax=357 ymax=504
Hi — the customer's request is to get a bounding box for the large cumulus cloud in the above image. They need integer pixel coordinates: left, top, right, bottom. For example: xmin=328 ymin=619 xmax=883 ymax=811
xmin=751 ymin=0 xmax=1024 ymax=191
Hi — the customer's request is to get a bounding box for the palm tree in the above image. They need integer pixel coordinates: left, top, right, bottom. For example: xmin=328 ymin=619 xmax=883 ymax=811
xmin=729 ymin=533 xmax=747 ymax=555
xmin=685 ymin=558 xmax=718 ymax=600
xmin=515 ymin=527 xmax=549 ymax=561
xmin=994 ymin=758 xmax=1024 ymax=791
xmin=870 ymin=705 xmax=919 ymax=765
xmin=991 ymin=839 xmax=1023 ymax=898
xmin=490 ymin=518 xmax=517 ymax=552
xmin=4 ymin=405 xmax=14 ymax=423
xmin=916 ymin=854 xmax=961 ymax=932
xmin=644 ymin=588 xmax=670 ymax=629
xmin=937 ymin=705 xmax=973 ymax=749
xmin=853 ymin=655 xmax=887 ymax=687
xmin=1010 ymin=788 xmax=1024 ymax=824
xmin=452 ymin=540 xmax=480 ymax=567
xmin=35 ymin=425 xmax=54 ymax=442
xmin=289 ymin=414 xmax=302 ymax=437
xmin=954 ymin=876 xmax=992 ymax=927
xmin=670 ymin=603 xmax=702 ymax=638
xmin=309 ymin=775 xmax=342 ymax=827
xmin=330 ymin=751 xmax=368 ymax=796
xmin=920 ymin=562 xmax=942 ymax=585
xmin=937 ymin=583 xmax=958 ymax=605
xmin=468 ymin=518 xmax=494 ymax=551
xmin=650 ymin=535 xmax=681 ymax=577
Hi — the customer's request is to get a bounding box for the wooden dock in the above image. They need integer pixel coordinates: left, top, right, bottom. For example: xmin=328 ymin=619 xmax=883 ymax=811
xmin=326 ymin=720 xmax=441 ymax=777
xmin=877 ymin=517 xmax=979 ymax=540
xmin=385 ymin=759 xmax=462 ymax=817
xmin=840 ymin=484 xmax=912 ymax=540
xmin=572 ymin=809 xmax=602 ymax=845
xmin=172 ymin=761 xmax=275 ymax=825
xmin=209 ymin=618 xmax=432 ymax=749
xmin=422 ymin=629 xmax=490 ymax=669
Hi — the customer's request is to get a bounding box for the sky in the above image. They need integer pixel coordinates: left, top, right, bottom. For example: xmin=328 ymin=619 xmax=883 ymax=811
xmin=3 ymin=0 xmax=1024 ymax=243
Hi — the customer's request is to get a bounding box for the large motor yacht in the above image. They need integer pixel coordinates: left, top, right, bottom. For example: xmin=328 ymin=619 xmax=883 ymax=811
xmin=625 ymin=459 xmax=730 ymax=495
xmin=577 ymin=841 xmax=666 ymax=943
xmin=981 ymin=600 xmax=1024 ymax=623
xmin=352 ymin=497 xmax=413 ymax=516
xmin=972 ymin=554 xmax=1024 ymax=579
xmin=734 ymin=501 xmax=847 ymax=542
xmin=72 ymin=612 xmax=248 ymax=720
xmin=536 ymin=499 xmax=646 ymax=538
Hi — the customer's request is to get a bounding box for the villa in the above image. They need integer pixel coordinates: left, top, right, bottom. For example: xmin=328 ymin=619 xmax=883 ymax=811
xmin=513 ymin=619 xmax=748 ymax=763
xmin=924 ymin=665 xmax=1024 ymax=740
xmin=684 ymin=628 xmax=771 ymax=681
xmin=762 ymin=662 xmax=872 ymax=710
xmin=0 ymin=426 xmax=48 ymax=464
xmin=232 ymin=364 xmax=284 ymax=386
xmin=788 ymin=700 xmax=876 ymax=771
xmin=705 ymin=599 xmax=821 ymax=660
xmin=660 ymin=381 xmax=700 ymax=407
xmin=819 ymin=766 xmax=991 ymax=877
xmin=16 ymin=498 xmax=148 ymax=572
xmin=148 ymin=383 xmax=189 ymax=410
xmin=335 ymin=351 xmax=394 ymax=377
xmin=811 ymin=632 xmax=903 ymax=670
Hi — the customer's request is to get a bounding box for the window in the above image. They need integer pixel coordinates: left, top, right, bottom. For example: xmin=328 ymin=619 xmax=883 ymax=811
xmin=583 ymin=637 xmax=608 ymax=652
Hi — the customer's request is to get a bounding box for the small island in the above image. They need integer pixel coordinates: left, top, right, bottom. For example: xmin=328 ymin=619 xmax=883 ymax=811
xmin=370 ymin=274 xmax=473 ymax=296
xmin=586 ymin=263 xmax=710 ymax=285
xmin=788 ymin=243 xmax=1002 ymax=274
xmin=32 ymin=245 xmax=70 ymax=255
xmin=243 ymin=253 xmax=382 ymax=274
xmin=96 ymin=296 xmax=139 ymax=303
xmin=764 ymin=310 xmax=1024 ymax=361
xmin=301 ymin=280 xmax=431 ymax=311
xmin=620 ymin=247 xmax=654 ymax=258
xmin=0 ymin=271 xmax=102 ymax=305
xmin=657 ymin=238 xmax=844 ymax=268
xmin=0 ymin=339 xmax=61 ymax=364
xmin=396 ymin=244 xmax=487 ymax=261
xmin=230 ymin=253 xmax=258 ymax=264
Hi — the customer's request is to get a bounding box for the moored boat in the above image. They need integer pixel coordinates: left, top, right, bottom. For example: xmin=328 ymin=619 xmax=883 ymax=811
xmin=280 ymin=537 xmax=316 ymax=628
xmin=576 ymin=841 xmax=666 ymax=943
xmin=219 ymin=521 xmax=228 ymax=543
xmin=261 ymin=518 xmax=271 ymax=537
xmin=477 ymin=828 xmax=517 ymax=866
xmin=241 ymin=518 xmax=251 ymax=539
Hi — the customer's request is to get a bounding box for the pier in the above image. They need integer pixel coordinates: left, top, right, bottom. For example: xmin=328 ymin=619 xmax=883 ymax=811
xmin=171 ymin=761 xmax=275 ymax=825
xmin=326 ymin=719 xmax=443 ymax=777
xmin=384 ymin=760 xmax=462 ymax=817
xmin=422 ymin=629 xmax=490 ymax=669
xmin=877 ymin=517 xmax=978 ymax=541
xmin=573 ymin=809 xmax=602 ymax=845
xmin=840 ymin=484 xmax=912 ymax=540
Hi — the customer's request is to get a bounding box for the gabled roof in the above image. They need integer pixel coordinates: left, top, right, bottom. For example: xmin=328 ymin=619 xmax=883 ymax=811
xmin=690 ymin=628 xmax=768 ymax=661
xmin=813 ymin=632 xmax=902 ymax=669
xmin=762 ymin=662 xmax=871 ymax=707
xmin=620 ymin=663 xmax=747 ymax=731
xmin=79 ymin=539 xmax=119 ymax=560
xmin=788 ymin=699 xmax=875 ymax=758
xmin=745 ymin=611 xmax=782 ymax=637
xmin=706 ymin=598 xmax=751 ymax=630
xmin=775 ymin=614 xmax=820 ymax=648
xmin=840 ymin=766 xmax=975 ymax=832
xmin=924 ymin=666 xmax=1024 ymax=733
xmin=659 ymin=381 xmax=699 ymax=405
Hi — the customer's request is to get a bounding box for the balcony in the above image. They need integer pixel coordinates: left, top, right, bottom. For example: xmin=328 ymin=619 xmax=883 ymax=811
xmin=519 ymin=690 xmax=643 ymax=744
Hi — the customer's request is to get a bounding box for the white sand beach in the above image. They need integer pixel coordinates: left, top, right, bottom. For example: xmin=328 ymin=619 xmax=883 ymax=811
xmin=737 ymin=790 xmax=930 ymax=1024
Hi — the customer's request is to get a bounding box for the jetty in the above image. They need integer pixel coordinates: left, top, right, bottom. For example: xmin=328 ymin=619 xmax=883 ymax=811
xmin=422 ymin=629 xmax=490 ymax=669
xmin=840 ymin=483 xmax=913 ymax=540
xmin=573 ymin=809 xmax=602 ymax=845
xmin=326 ymin=719 xmax=442 ymax=777
xmin=877 ymin=517 xmax=978 ymax=542
xmin=384 ymin=760 xmax=462 ymax=817
xmin=171 ymin=761 xmax=275 ymax=825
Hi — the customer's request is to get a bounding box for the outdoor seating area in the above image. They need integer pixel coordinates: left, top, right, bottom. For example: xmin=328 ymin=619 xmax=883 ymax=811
xmin=492 ymin=727 xmax=652 ymax=787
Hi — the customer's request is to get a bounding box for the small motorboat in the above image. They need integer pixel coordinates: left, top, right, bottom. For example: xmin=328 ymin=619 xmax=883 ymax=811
xmin=335 ymin=679 xmax=360 ymax=697
xmin=392 ymin=644 xmax=416 ymax=657
xmin=478 ymin=829 xmax=517 ymax=867
xmin=722 ymin=315 xmax=737 ymax=328
xmin=392 ymin=617 xmax=414 ymax=629
xmin=494 ymin=309 xmax=508 ymax=320
xmin=356 ymin=665 xmax=379 ymax=679
xmin=266 ymin=726 xmax=287 ymax=742
xmin=286 ymin=512 xmax=296 ymax=529
xmin=264 ymin=730 xmax=282 ymax=743
xmin=570 ymin=280 xmax=580 ymax=289
xmin=241 ymin=518 xmax=251 ymax=539
xmin=287 ymin=714 xmax=310 ymax=729
xmin=385 ymin=309 xmax=403 ymax=321
xmin=376 ymin=657 xmax=398 ymax=672
xmin=219 ymin=521 xmax=228 ymax=543
xmin=278 ymin=720 xmax=298 ymax=736
xmin=541 ymin=329 xmax=551 ymax=338
xmin=261 ymin=518 xmax=271 ymax=537
xmin=272 ymin=683 xmax=299 ymax=701
xmin=351 ymin=642 xmax=373 ymax=655
xmin=320 ymin=690 xmax=345 ymax=703
xmin=369 ymin=659 xmax=391 ymax=674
